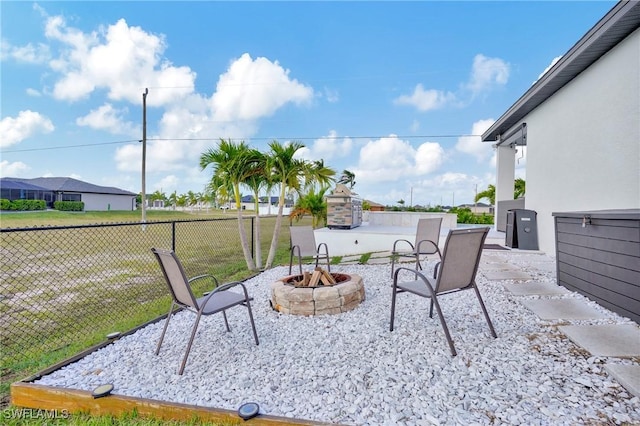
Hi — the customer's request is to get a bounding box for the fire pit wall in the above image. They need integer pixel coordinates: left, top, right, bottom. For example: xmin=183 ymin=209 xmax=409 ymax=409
xmin=270 ymin=273 xmax=365 ymax=316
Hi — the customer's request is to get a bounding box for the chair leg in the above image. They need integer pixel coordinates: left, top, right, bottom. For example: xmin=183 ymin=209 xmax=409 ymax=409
xmin=155 ymin=302 xmax=176 ymax=355
xmin=389 ymin=285 xmax=398 ymax=331
xmin=430 ymin=296 xmax=457 ymax=356
xmin=178 ymin=312 xmax=203 ymax=375
xmin=473 ymin=285 xmax=497 ymax=338
xmin=222 ymin=310 xmax=231 ymax=332
xmin=245 ymin=301 xmax=260 ymax=345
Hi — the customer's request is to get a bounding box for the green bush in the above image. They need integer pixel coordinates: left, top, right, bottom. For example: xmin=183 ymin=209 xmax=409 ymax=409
xmin=54 ymin=201 xmax=84 ymax=211
xmin=449 ymin=207 xmax=494 ymax=225
xmin=0 ymin=199 xmax=46 ymax=211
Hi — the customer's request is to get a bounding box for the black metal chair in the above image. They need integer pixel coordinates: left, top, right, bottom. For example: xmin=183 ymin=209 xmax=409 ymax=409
xmin=152 ymin=248 xmax=259 ymax=374
xmin=390 ymin=227 xmax=496 ymax=356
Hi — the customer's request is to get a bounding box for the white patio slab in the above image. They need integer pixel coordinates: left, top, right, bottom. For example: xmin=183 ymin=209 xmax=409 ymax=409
xmin=604 ymin=364 xmax=640 ymax=398
xmin=502 ymin=282 xmax=570 ymax=296
xmin=521 ymin=299 xmax=608 ymax=320
xmin=559 ymin=325 xmax=640 ymax=357
xmin=479 ymin=262 xmax=521 ymax=271
xmin=481 ymin=270 xmax=533 ymax=281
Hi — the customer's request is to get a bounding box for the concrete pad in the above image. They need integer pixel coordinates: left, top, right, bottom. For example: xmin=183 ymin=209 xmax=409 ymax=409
xmin=560 ymin=325 xmax=640 ymax=357
xmin=521 ymin=299 xmax=608 ymax=320
xmin=479 ymin=262 xmax=521 ymax=272
xmin=341 ymin=255 xmax=361 ymax=262
xmin=482 ymin=270 xmax=532 ymax=281
xmin=604 ymin=364 xmax=640 ymax=398
xmin=503 ymin=282 xmax=570 ymax=296
xmin=367 ymin=257 xmax=391 ymax=265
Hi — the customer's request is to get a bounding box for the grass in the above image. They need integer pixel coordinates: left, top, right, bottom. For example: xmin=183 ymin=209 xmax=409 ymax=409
xmin=0 ymin=408 xmax=241 ymax=426
xmin=1 ymin=209 xmax=303 ymax=425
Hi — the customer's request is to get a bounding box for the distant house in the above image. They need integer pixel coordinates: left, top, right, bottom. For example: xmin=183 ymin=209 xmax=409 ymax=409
xmin=365 ymin=200 xmax=385 ymax=212
xmin=2 ymin=177 xmax=137 ymax=211
xmin=457 ymin=203 xmax=494 ymax=215
xmin=482 ymin=1 xmax=640 ymax=254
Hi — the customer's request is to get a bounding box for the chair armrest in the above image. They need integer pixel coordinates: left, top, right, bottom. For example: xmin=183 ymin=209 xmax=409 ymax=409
xmin=316 ymin=242 xmax=329 ymax=256
xmin=188 ymin=274 xmax=220 ymax=288
xmin=200 ymin=280 xmax=252 ymax=305
xmin=392 ymin=239 xmax=415 ymax=253
xmin=415 ymin=240 xmax=441 ymax=256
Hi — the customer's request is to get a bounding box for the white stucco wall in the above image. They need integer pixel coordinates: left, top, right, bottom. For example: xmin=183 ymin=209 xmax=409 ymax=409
xmin=524 ymin=28 xmax=640 ymax=253
xmin=81 ymin=193 xmax=136 ymax=211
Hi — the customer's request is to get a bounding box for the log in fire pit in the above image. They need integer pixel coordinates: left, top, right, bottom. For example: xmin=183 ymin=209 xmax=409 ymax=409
xmin=270 ymin=268 xmax=365 ymax=315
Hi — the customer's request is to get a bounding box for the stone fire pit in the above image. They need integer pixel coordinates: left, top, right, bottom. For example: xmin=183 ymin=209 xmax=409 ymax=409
xmin=270 ymin=271 xmax=365 ymax=316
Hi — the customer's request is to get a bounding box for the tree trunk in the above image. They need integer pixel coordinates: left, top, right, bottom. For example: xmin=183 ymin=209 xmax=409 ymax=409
xmin=265 ymin=184 xmax=286 ymax=269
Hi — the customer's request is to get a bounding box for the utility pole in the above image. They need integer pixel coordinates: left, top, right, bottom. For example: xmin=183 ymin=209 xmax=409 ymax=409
xmin=141 ymin=88 xmax=148 ymax=226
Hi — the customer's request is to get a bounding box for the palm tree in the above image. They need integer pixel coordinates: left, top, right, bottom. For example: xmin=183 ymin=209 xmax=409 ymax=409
xmin=241 ymin=149 xmax=269 ymax=269
xmin=337 ymin=169 xmax=356 ymax=189
xmin=475 ymin=179 xmax=525 ymax=205
xmin=290 ymin=186 xmax=330 ymax=228
xmin=475 ymin=184 xmax=495 ymax=205
xmin=264 ymin=140 xmax=336 ymax=269
xmin=200 ymin=139 xmax=262 ymax=271
xmin=514 ymin=178 xmax=526 ymax=199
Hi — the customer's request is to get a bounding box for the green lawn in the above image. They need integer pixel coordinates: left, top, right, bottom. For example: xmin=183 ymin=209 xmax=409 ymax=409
xmin=1 ymin=209 xmax=306 ymax=425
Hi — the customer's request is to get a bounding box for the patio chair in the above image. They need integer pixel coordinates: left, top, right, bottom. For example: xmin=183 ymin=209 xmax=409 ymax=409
xmin=288 ymin=226 xmax=331 ymax=276
xmin=390 ymin=217 xmax=442 ymax=278
xmin=389 ymin=227 xmax=497 ymax=356
xmin=151 ymin=248 xmax=259 ymax=375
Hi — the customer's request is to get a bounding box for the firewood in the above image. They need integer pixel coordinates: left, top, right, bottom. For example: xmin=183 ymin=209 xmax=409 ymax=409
xmin=309 ymin=270 xmax=322 ymax=287
xmin=321 ymin=269 xmax=336 ymax=285
xmin=303 ymin=271 xmax=311 ymax=287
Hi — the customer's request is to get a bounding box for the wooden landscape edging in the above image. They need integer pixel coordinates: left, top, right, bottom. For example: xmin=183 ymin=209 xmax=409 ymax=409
xmin=11 ymin=381 xmax=332 ymax=425
xmin=11 ymin=283 xmax=335 ymax=426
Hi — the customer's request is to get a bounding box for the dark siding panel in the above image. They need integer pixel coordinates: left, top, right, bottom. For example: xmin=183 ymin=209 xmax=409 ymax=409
xmin=557 ymin=252 xmax=640 ymax=286
xmin=554 ymin=211 xmax=640 ymax=325
xmin=558 ymin=272 xmax=640 ymax=323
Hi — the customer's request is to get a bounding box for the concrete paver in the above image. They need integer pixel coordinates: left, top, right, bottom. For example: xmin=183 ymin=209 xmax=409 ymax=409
xmin=559 ymin=324 xmax=640 ymax=357
xmin=604 ymin=364 xmax=640 ymax=398
xmin=502 ymin=282 xmax=570 ymax=296
xmin=481 ymin=270 xmax=533 ymax=281
xmin=521 ymin=299 xmax=609 ymax=320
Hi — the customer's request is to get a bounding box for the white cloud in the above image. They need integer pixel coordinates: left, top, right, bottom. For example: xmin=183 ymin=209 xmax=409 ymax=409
xmin=211 ymin=53 xmax=313 ymax=123
xmin=26 ymin=88 xmax=42 ymax=97
xmin=394 ymin=84 xmax=456 ymax=111
xmin=44 ymin=15 xmax=196 ymax=105
xmin=536 ymin=56 xmax=562 ymax=82
xmin=466 ymin=54 xmax=510 ymax=96
xmin=296 ymin=130 xmax=353 ymax=162
xmin=395 ymin=54 xmax=509 ymax=112
xmin=323 ymin=87 xmax=339 ymax=103
xmin=1 ymin=39 xmax=50 ymax=64
xmin=354 ymin=135 xmax=444 ymax=183
xmin=0 ymin=110 xmax=55 ymax=148
xmin=76 ymin=103 xmax=138 ymax=136
xmin=0 ymin=160 xmax=30 ymax=177
xmin=455 ymin=118 xmax=495 ymax=162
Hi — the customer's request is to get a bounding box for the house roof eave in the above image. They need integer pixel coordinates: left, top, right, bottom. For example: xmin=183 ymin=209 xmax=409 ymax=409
xmin=482 ymin=0 xmax=640 ymax=144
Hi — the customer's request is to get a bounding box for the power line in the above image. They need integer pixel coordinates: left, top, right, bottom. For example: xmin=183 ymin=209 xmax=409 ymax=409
xmin=1 ymin=134 xmax=483 ymax=154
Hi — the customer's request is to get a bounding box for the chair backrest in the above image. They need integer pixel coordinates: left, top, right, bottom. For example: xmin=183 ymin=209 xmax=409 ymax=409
xmin=435 ymin=227 xmax=489 ymax=293
xmin=414 ymin=218 xmax=443 ymax=254
xmin=290 ymin=226 xmax=318 ymax=256
xmin=151 ymin=248 xmax=199 ymax=309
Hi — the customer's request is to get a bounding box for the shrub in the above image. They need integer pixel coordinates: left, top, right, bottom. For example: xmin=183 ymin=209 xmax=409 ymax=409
xmin=0 ymin=199 xmax=46 ymax=211
xmin=54 ymin=201 xmax=84 ymax=211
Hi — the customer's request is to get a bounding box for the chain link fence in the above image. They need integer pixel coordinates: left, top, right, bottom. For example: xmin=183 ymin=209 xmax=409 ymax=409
xmin=0 ymin=216 xmax=289 ymax=368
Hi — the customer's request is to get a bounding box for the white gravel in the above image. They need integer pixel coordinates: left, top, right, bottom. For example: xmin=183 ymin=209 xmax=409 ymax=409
xmin=36 ymin=253 xmax=640 ymax=425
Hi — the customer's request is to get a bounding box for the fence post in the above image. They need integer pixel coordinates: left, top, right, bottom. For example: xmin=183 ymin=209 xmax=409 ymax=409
xmin=172 ymin=221 xmax=176 ymax=251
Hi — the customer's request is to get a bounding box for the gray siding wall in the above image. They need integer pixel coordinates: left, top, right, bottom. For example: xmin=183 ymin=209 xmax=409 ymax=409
xmin=554 ymin=211 xmax=640 ymax=324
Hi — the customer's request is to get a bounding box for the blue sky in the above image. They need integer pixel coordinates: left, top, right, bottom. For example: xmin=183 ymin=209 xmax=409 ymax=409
xmin=1 ymin=1 xmax=616 ymax=207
